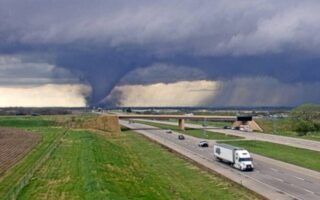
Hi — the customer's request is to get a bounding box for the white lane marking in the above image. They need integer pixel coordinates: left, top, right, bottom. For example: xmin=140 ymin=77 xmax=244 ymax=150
xmin=303 ymin=188 xmax=315 ymax=194
xmin=292 ymin=175 xmax=305 ymax=181
xmin=290 ymin=183 xmax=320 ymax=197
xmin=265 ymin=163 xmax=313 ymax=184
xmin=272 ymin=177 xmax=284 ymax=182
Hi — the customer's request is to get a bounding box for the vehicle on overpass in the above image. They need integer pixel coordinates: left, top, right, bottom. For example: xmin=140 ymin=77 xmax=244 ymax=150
xmin=214 ymin=143 xmax=254 ymax=171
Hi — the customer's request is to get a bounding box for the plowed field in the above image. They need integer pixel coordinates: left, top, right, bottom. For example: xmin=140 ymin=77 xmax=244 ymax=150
xmin=0 ymin=128 xmax=40 ymax=174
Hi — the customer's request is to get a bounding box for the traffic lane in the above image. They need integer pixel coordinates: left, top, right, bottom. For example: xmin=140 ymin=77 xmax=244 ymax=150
xmin=125 ymin=122 xmax=302 ymax=200
xmin=218 ymin=128 xmax=320 ymax=150
xmin=166 ymin=129 xmax=320 ymax=200
xmin=127 ymin=122 xmax=251 ymax=174
xmin=135 ymin=119 xmax=320 ymax=151
xmin=124 ymin=121 xmax=320 ymax=200
xmin=170 ymin=130 xmax=320 ymax=199
xmin=130 ymin=121 xmax=319 ymax=182
xmin=158 ymin=132 xmax=320 ymax=199
xmin=252 ymin=161 xmax=320 ymax=199
xmin=128 ymin=120 xmax=320 ymax=185
xmin=255 ymin=159 xmax=320 ymax=195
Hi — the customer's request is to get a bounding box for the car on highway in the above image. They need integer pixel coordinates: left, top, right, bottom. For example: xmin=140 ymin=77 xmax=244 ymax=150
xmin=178 ymin=134 xmax=185 ymax=140
xmin=166 ymin=129 xmax=173 ymax=134
xmin=240 ymin=126 xmax=252 ymax=132
xmin=198 ymin=141 xmax=209 ymax=147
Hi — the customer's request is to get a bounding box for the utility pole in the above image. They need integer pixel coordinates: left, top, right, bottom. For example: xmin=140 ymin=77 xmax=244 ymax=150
xmin=203 ymin=118 xmax=207 ymax=138
xmin=272 ymin=115 xmax=277 ymax=135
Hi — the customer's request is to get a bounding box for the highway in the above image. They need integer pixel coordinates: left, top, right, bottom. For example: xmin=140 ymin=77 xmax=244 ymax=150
xmin=121 ymin=120 xmax=320 ymax=200
xmin=133 ymin=119 xmax=320 ymax=152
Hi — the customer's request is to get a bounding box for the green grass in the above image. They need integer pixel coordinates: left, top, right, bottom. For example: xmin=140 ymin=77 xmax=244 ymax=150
xmin=0 ymin=116 xmax=65 ymax=197
xmin=256 ymin=118 xmax=320 ymax=141
xmin=0 ymin=116 xmax=55 ymax=128
xmin=0 ymin=116 xmax=260 ymax=199
xmin=135 ymin=121 xmax=242 ymax=140
xmin=301 ymin=133 xmax=320 ymax=141
xmin=18 ymin=130 xmax=261 ymax=200
xmin=255 ymin=118 xmax=294 ymax=134
xmin=222 ymin=140 xmax=320 ymax=172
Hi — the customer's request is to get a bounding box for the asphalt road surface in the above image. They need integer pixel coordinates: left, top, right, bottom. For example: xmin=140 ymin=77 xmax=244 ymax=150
xmin=134 ymin=119 xmax=320 ymax=152
xmin=121 ymin=120 xmax=320 ymax=200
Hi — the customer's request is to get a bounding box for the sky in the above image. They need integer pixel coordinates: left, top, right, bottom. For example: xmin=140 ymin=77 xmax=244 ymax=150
xmin=0 ymin=0 xmax=320 ymax=107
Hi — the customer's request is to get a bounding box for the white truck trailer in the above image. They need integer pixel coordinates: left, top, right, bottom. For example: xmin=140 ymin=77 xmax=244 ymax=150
xmin=213 ymin=143 xmax=254 ymax=171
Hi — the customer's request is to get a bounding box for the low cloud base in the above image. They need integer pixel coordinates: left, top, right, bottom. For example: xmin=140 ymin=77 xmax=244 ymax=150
xmin=106 ymin=78 xmax=320 ymax=107
xmin=0 ymin=84 xmax=91 ymax=107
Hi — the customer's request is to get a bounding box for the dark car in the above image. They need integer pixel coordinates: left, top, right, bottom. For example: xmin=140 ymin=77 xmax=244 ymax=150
xmin=198 ymin=141 xmax=209 ymax=147
xmin=178 ymin=134 xmax=185 ymax=140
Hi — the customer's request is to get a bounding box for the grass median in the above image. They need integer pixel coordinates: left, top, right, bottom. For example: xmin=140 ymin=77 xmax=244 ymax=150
xmin=134 ymin=120 xmax=243 ymax=140
xmin=221 ymin=140 xmax=320 ymax=172
xmin=256 ymin=118 xmax=320 ymax=141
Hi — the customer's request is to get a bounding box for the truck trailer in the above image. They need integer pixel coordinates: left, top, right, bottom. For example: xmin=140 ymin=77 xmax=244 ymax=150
xmin=213 ymin=143 xmax=254 ymax=171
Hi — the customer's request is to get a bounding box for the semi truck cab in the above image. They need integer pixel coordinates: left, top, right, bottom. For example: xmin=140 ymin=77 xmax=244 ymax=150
xmin=233 ymin=150 xmax=254 ymax=171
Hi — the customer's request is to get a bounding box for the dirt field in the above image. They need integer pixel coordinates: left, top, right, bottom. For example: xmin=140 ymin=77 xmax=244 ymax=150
xmin=0 ymin=128 xmax=41 ymax=175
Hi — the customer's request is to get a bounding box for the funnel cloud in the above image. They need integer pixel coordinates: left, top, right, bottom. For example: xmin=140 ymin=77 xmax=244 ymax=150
xmin=0 ymin=1 xmax=320 ymax=107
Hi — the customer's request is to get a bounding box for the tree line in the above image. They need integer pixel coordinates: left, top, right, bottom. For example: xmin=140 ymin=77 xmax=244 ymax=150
xmin=291 ymin=104 xmax=320 ymax=135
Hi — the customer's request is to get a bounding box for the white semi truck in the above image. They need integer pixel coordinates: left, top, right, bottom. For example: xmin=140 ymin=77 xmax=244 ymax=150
xmin=213 ymin=143 xmax=254 ymax=171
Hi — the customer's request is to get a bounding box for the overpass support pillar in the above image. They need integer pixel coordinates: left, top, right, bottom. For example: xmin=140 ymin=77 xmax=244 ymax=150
xmin=178 ymin=119 xmax=185 ymax=130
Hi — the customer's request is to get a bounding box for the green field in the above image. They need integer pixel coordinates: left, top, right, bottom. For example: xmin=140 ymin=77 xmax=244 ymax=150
xmin=134 ymin=121 xmax=242 ymax=140
xmin=0 ymin=116 xmax=56 ymax=128
xmin=0 ymin=116 xmax=261 ymax=200
xmin=256 ymin=118 xmax=320 ymax=141
xmin=222 ymin=140 xmax=320 ymax=172
xmin=0 ymin=116 xmax=65 ymax=198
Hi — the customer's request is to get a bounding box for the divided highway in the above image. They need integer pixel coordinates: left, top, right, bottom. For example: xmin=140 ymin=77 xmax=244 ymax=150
xmin=134 ymin=119 xmax=320 ymax=152
xmin=121 ymin=120 xmax=320 ymax=200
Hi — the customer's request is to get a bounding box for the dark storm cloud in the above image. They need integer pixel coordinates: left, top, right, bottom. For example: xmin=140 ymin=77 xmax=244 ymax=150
xmin=118 ymin=63 xmax=208 ymax=85
xmin=0 ymin=55 xmax=79 ymax=86
xmin=0 ymin=0 xmax=320 ymax=106
xmin=1 ymin=0 xmax=318 ymax=54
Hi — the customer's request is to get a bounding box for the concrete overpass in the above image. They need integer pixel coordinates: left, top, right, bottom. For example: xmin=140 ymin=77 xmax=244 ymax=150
xmin=116 ymin=114 xmax=258 ymax=130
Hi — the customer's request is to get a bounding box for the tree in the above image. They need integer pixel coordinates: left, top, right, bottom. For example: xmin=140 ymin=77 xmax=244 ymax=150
xmin=291 ymin=104 xmax=320 ymax=133
xmin=291 ymin=104 xmax=320 ymax=122
xmin=295 ymin=120 xmax=316 ymax=135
